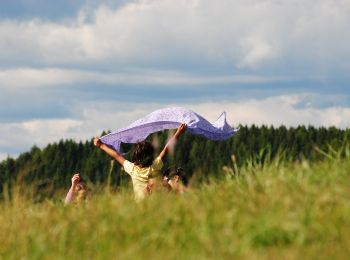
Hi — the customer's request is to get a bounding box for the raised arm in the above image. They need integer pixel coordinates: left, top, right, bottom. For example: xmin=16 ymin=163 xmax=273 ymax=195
xmin=65 ymin=173 xmax=80 ymax=205
xmin=159 ymin=123 xmax=186 ymax=160
xmin=94 ymin=137 xmax=126 ymax=166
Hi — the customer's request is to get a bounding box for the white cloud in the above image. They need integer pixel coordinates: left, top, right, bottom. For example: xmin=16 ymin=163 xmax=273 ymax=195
xmin=239 ymin=37 xmax=273 ymax=68
xmin=0 ymin=0 xmax=349 ymax=73
xmin=0 ymin=119 xmax=82 ymax=149
xmin=0 ymin=153 xmax=10 ymax=162
xmin=0 ymin=68 xmax=82 ymax=88
xmin=1 ymin=0 xmax=350 ymax=159
xmin=0 ymin=67 xmax=288 ymax=89
xmin=1 ymin=94 xmax=349 ymax=158
xmin=189 ymin=96 xmax=350 ymax=128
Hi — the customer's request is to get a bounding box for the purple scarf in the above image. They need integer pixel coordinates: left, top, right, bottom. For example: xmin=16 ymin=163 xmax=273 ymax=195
xmin=100 ymin=107 xmax=239 ymax=152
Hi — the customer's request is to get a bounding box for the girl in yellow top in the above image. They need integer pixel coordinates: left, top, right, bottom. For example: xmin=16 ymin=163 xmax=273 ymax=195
xmin=93 ymin=123 xmax=186 ymax=201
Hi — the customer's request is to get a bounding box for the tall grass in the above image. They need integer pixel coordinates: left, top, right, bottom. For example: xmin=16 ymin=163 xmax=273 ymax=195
xmin=1 ymin=154 xmax=350 ymax=259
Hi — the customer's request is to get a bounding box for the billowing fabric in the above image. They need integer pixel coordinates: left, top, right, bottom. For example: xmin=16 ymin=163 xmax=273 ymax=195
xmin=100 ymin=107 xmax=239 ymax=153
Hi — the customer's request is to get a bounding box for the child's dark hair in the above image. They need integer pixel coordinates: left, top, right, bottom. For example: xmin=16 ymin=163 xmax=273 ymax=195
xmin=163 ymin=166 xmax=188 ymax=186
xmin=132 ymin=140 xmax=155 ymax=168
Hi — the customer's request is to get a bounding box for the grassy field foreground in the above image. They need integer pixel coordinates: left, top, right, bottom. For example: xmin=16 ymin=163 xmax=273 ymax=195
xmin=1 ymin=156 xmax=350 ymax=259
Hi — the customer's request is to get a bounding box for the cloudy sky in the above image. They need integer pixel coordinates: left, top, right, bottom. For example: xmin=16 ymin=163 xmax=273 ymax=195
xmin=0 ymin=0 xmax=350 ymax=160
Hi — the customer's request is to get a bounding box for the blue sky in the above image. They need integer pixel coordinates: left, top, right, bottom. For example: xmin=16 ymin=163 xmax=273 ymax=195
xmin=0 ymin=0 xmax=350 ymax=160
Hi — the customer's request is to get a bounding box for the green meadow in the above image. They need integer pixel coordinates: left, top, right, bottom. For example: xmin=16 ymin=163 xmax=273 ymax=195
xmin=1 ymin=152 xmax=350 ymax=260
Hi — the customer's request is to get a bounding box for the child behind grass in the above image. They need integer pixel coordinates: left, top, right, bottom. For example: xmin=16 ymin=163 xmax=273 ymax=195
xmin=94 ymin=123 xmax=186 ymax=201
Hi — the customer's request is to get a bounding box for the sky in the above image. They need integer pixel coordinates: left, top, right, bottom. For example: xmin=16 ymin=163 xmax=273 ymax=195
xmin=0 ymin=0 xmax=350 ymax=161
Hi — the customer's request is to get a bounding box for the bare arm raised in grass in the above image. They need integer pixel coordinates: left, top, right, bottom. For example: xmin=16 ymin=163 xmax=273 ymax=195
xmin=65 ymin=173 xmax=87 ymax=205
xmin=159 ymin=123 xmax=186 ymax=160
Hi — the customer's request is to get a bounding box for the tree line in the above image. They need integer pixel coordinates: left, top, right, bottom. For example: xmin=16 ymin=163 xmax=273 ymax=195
xmin=0 ymin=125 xmax=349 ymax=197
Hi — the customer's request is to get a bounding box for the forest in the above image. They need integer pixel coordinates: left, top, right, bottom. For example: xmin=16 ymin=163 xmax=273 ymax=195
xmin=0 ymin=125 xmax=349 ymax=197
